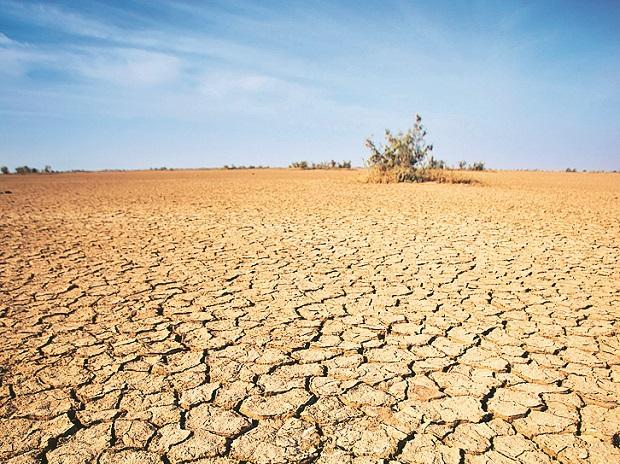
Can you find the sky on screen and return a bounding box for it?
[0,0,619,171]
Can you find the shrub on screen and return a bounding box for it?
[365,115,480,183]
[365,114,433,174]
[565,168,577,173]
[0,166,9,175]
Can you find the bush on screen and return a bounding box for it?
[365,115,479,183]
[365,114,433,174]
[0,166,9,175]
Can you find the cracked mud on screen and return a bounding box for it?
[0,169,619,463]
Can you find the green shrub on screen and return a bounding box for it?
[365,115,479,183]
[0,166,9,175]
[365,114,433,173]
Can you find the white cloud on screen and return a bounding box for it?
[0,33,52,76]
[0,32,16,45]
[0,30,180,87]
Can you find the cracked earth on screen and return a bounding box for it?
[0,169,619,464]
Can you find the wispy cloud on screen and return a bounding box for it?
[0,31,15,45]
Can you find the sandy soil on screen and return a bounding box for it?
[0,169,619,463]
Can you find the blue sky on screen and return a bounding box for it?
[0,0,618,171]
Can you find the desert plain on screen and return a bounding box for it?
[0,169,619,464]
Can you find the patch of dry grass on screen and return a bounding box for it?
[367,167,477,184]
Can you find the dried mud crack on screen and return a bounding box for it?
[1,169,619,463]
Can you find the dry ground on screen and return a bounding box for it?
[0,169,619,464]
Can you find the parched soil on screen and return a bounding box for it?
[0,169,619,464]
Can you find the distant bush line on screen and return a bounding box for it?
[223,165,270,170]
[1,165,54,175]
[1,164,614,176]
[289,160,352,169]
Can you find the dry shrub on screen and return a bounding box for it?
[424,168,476,184]
[367,167,476,184]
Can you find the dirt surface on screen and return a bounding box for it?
[1,169,619,463]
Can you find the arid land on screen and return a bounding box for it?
[0,169,619,464]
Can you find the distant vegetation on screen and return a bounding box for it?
[2,165,55,175]
[466,161,486,171]
[365,114,480,183]
[223,165,270,170]
[289,160,352,169]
